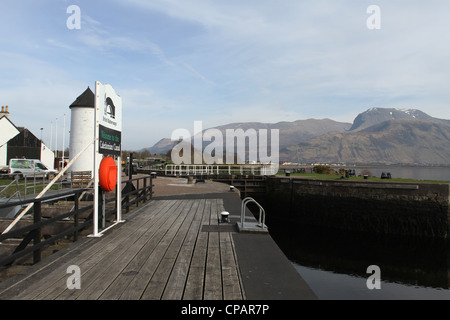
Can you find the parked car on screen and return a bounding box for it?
[8,158,58,180]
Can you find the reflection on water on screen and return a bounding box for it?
[293,264,450,300]
[269,221,450,299]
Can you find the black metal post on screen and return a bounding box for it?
[33,201,42,264]
[125,180,130,213]
[98,186,103,228]
[143,177,147,204]
[136,178,139,207]
[150,175,153,199]
[128,152,133,180]
[74,192,79,242]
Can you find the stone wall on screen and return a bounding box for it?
[263,177,450,238]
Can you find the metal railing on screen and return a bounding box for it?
[164,164,278,176]
[121,175,154,213]
[0,188,90,266]
[238,197,267,232]
[0,174,67,200]
[0,175,154,267]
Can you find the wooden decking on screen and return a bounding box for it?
[0,198,244,300]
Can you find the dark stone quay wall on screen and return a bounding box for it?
[264,177,450,238]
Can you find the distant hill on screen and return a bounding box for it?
[349,107,449,131]
[144,107,450,165]
[146,138,176,155]
[146,118,351,155]
[282,108,450,165]
[282,119,450,165]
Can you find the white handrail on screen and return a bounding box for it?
[240,197,266,229]
[0,176,21,198]
[164,164,276,176]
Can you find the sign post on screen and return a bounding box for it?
[90,81,123,237]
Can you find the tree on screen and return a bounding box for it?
[313,165,334,174]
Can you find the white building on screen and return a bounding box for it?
[68,87,97,176]
[0,106,55,172]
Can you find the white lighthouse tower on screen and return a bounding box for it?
[68,87,97,176]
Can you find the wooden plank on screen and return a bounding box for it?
[159,200,204,300]
[72,200,185,300]
[100,210,183,300]
[204,238,221,300]
[0,197,246,301]
[118,200,193,300]
[204,199,222,300]
[35,200,178,300]
[141,200,199,299]
[71,171,92,188]
[98,200,184,299]
[51,200,177,300]
[33,200,169,300]
[99,201,186,300]
[3,199,173,300]
[183,199,210,300]
[0,236,96,299]
[161,200,205,299]
[220,232,243,300]
[216,199,243,300]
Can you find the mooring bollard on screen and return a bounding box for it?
[220,211,230,223]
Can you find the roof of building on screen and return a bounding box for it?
[0,114,19,130]
[69,87,95,109]
[0,115,20,146]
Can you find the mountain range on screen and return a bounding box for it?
[144,107,450,165]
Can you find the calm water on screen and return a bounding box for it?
[293,264,450,300]
[269,223,450,300]
[268,166,450,300]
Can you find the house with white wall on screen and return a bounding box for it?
[0,106,55,172]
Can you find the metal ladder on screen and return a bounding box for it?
[237,197,268,233]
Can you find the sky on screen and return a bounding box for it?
[1,0,449,151]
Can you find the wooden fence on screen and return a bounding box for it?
[0,175,153,267]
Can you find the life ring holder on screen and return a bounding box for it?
[99,157,117,192]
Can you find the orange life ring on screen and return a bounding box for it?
[99,157,117,192]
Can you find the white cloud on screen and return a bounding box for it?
[183,63,216,86]
[75,14,176,67]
